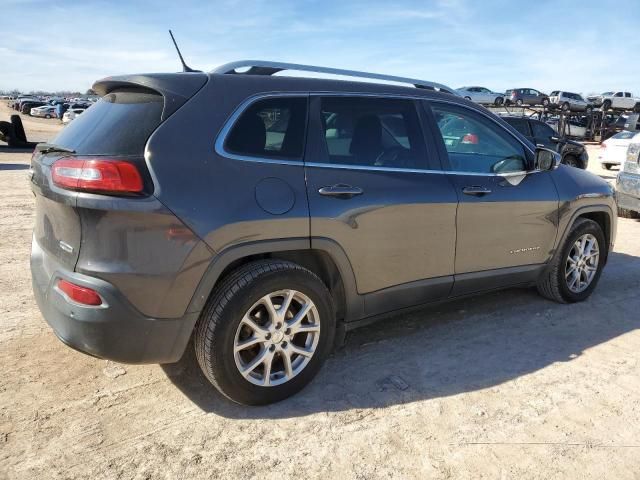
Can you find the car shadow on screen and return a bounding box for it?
[162,251,640,418]
[0,163,30,171]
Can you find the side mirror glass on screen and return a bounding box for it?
[534,147,560,171]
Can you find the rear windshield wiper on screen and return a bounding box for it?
[36,143,76,155]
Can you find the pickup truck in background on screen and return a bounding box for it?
[587,91,640,112]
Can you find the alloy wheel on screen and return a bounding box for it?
[565,233,599,293]
[233,289,321,387]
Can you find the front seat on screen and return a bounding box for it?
[349,115,383,165]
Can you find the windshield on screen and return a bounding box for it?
[612,131,637,140]
[601,92,613,96]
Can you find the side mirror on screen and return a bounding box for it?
[534,147,561,171]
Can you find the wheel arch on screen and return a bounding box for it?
[557,205,614,261]
[185,238,362,325]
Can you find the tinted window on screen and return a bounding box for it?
[504,118,531,136]
[550,91,559,96]
[226,97,307,159]
[319,97,426,169]
[431,103,527,174]
[531,121,555,139]
[53,89,163,155]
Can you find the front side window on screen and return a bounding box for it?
[431,103,528,174]
[225,97,307,159]
[319,97,427,169]
[506,118,531,137]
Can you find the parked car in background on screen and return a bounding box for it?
[502,116,588,169]
[505,88,550,107]
[549,91,593,113]
[616,132,640,218]
[62,107,86,124]
[30,105,57,118]
[456,86,504,105]
[587,91,640,112]
[30,61,616,405]
[598,131,637,170]
[20,100,47,114]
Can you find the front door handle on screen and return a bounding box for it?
[462,185,492,196]
[318,184,364,199]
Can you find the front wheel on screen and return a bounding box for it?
[195,260,335,405]
[515,99,523,106]
[563,155,580,168]
[537,218,606,303]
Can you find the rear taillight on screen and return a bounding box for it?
[57,279,103,306]
[52,157,143,194]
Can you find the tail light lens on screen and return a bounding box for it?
[57,279,103,306]
[52,157,144,194]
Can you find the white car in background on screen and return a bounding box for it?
[62,107,86,124]
[598,130,638,170]
[456,86,505,106]
[30,105,57,118]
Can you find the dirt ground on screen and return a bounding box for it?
[1,102,639,480]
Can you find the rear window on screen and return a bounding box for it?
[52,89,163,156]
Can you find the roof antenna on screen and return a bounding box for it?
[169,30,200,73]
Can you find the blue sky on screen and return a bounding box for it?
[2,0,639,95]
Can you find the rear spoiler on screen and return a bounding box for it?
[92,72,208,120]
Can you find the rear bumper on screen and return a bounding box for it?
[31,236,199,364]
[616,171,640,212]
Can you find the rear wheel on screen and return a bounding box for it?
[561,102,570,112]
[542,98,550,107]
[195,260,335,405]
[634,103,640,113]
[494,97,504,106]
[618,207,639,219]
[515,99,523,106]
[537,218,606,303]
[603,100,612,111]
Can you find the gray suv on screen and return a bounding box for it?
[30,61,616,405]
[505,88,550,107]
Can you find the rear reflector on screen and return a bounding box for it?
[57,279,103,306]
[52,157,143,194]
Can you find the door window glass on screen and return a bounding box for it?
[319,97,427,169]
[431,103,528,173]
[531,121,556,139]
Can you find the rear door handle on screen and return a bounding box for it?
[462,185,492,196]
[318,184,364,199]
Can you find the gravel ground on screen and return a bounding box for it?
[1,103,639,479]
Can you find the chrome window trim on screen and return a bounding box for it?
[214,91,539,176]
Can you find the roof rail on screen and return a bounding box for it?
[211,60,456,94]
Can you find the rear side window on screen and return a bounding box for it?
[505,118,531,137]
[318,96,427,169]
[531,121,556,139]
[52,89,163,155]
[225,97,307,159]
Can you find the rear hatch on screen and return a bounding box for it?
[30,73,207,270]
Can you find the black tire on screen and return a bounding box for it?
[0,121,12,143]
[618,207,639,219]
[537,218,606,303]
[603,100,612,111]
[563,155,580,168]
[494,97,504,106]
[10,115,27,144]
[561,102,570,112]
[586,105,594,114]
[195,260,335,405]
[515,99,523,106]
[542,98,550,107]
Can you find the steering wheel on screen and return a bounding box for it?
[491,155,525,174]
